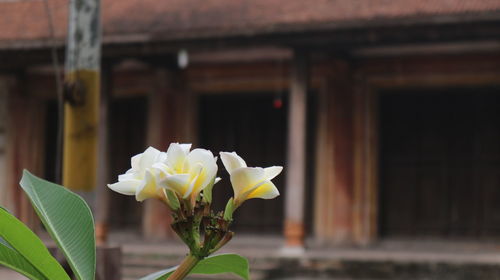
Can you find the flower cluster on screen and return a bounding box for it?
[108,143,282,257]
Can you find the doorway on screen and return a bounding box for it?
[379,88,500,238]
[108,96,148,231]
[198,93,288,233]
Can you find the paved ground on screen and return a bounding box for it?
[115,233,500,264]
[3,233,500,279]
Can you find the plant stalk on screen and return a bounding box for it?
[167,253,200,280]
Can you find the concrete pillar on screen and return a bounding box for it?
[283,50,308,253]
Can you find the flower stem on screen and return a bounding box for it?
[167,253,200,280]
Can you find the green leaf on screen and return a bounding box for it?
[165,189,180,210]
[0,240,47,280]
[0,207,69,280]
[202,176,217,203]
[223,198,235,221]
[138,266,178,280]
[191,254,249,279]
[0,236,12,248]
[20,170,96,280]
[140,254,249,280]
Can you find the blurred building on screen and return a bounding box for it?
[1,0,500,248]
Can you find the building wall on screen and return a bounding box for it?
[5,51,500,245]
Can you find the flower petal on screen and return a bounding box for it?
[220,152,247,173]
[108,179,141,196]
[184,162,203,198]
[131,154,142,171]
[160,173,191,197]
[230,167,265,200]
[157,151,168,163]
[139,147,161,170]
[152,162,173,178]
[118,173,136,181]
[179,144,192,154]
[264,166,283,180]
[214,177,221,184]
[166,143,189,172]
[186,149,218,193]
[246,180,280,200]
[135,170,159,201]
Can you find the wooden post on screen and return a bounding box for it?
[63,0,101,191]
[95,64,112,245]
[142,67,177,239]
[283,50,308,252]
[314,60,354,244]
[352,77,376,245]
[0,80,7,209]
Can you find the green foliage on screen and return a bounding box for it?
[0,238,47,280]
[165,189,180,210]
[1,170,250,280]
[140,254,250,280]
[223,198,235,221]
[139,266,178,280]
[19,170,96,280]
[202,176,217,203]
[0,207,69,280]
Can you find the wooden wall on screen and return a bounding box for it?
[4,75,46,228]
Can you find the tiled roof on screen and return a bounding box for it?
[1,0,500,48]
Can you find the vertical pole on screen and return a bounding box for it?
[283,50,308,254]
[95,64,111,245]
[316,61,354,244]
[63,0,101,192]
[0,81,7,209]
[142,67,175,239]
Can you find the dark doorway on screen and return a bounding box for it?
[379,88,500,239]
[44,100,59,182]
[199,93,288,233]
[108,96,148,231]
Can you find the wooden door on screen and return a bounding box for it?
[199,94,287,233]
[379,88,500,238]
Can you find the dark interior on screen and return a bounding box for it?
[379,88,500,239]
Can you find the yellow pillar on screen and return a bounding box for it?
[63,71,100,190]
[62,0,101,191]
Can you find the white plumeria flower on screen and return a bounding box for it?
[108,146,167,201]
[220,152,282,206]
[154,143,219,201]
